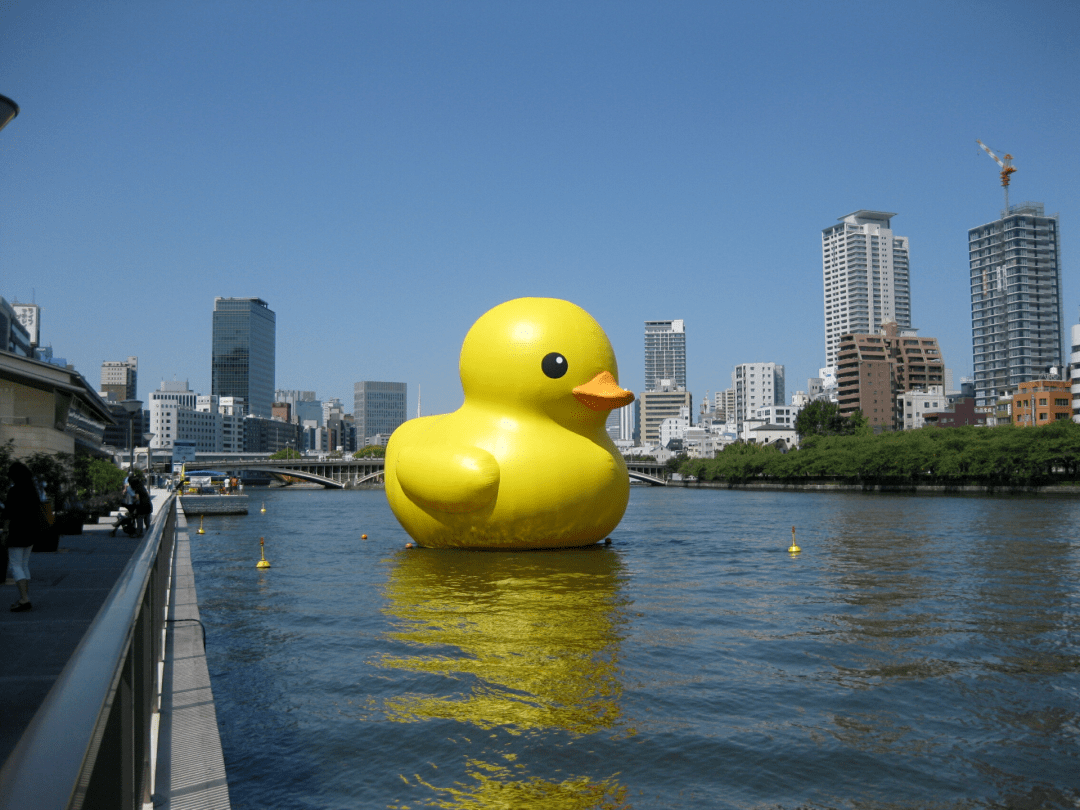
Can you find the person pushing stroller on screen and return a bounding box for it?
[112,471,152,537]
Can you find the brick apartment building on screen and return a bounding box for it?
[836,321,945,429]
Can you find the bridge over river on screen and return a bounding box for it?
[221,457,668,489]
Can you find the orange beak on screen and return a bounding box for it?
[572,370,635,412]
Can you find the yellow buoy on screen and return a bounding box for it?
[788,525,801,554]
[361,534,368,540]
[260,502,267,513]
[197,515,205,535]
[257,536,271,569]
[405,542,415,549]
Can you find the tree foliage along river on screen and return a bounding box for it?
[682,420,1080,487]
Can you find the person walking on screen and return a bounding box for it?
[4,461,49,612]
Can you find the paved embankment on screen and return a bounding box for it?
[154,506,232,809]
[668,479,1080,495]
[0,490,231,808]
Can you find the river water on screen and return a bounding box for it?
[189,487,1080,809]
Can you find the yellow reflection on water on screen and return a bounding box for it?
[405,760,630,810]
[379,546,632,807]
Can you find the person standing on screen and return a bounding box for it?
[129,471,152,537]
[5,461,49,612]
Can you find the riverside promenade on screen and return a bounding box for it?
[0,489,231,809]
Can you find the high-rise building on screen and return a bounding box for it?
[732,363,785,433]
[822,211,911,370]
[354,381,407,443]
[644,320,686,392]
[969,203,1063,406]
[101,357,138,401]
[212,297,276,417]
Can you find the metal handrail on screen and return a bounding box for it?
[0,494,177,810]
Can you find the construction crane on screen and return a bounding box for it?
[976,139,1017,213]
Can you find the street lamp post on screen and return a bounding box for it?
[144,433,156,485]
[121,400,143,471]
[0,94,18,133]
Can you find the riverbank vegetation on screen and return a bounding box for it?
[681,420,1080,487]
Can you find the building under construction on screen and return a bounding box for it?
[968,202,1063,406]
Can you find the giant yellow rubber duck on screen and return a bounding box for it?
[385,298,635,549]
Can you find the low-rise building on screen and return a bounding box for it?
[922,398,991,428]
[897,386,946,430]
[1,350,114,456]
[1011,379,1072,426]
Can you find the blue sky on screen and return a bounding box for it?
[2,1,1078,418]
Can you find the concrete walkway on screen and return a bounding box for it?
[0,489,231,808]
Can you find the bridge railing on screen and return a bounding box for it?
[0,496,178,810]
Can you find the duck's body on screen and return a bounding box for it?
[385,298,634,550]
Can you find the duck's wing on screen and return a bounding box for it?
[395,442,500,513]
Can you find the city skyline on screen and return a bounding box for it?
[2,3,1077,417]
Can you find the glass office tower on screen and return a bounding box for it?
[353,381,407,442]
[211,297,276,417]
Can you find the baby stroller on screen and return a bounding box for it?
[110,504,140,537]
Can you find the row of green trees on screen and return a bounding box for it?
[0,441,128,511]
[682,420,1080,487]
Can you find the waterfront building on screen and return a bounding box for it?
[639,385,692,446]
[354,381,407,442]
[836,322,944,429]
[921,397,991,428]
[212,297,276,418]
[969,203,1063,406]
[244,414,301,453]
[100,357,138,401]
[897,386,947,430]
[748,423,797,446]
[658,406,692,449]
[150,381,219,452]
[0,297,33,357]
[1071,320,1080,423]
[753,404,797,429]
[732,363,785,434]
[822,211,911,371]
[0,350,113,456]
[644,320,686,392]
[1011,378,1071,427]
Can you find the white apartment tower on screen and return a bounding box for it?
[822,211,911,369]
[732,363,785,433]
[644,320,686,392]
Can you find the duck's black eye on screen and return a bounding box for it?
[541,352,568,379]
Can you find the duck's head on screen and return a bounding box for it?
[459,298,634,428]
